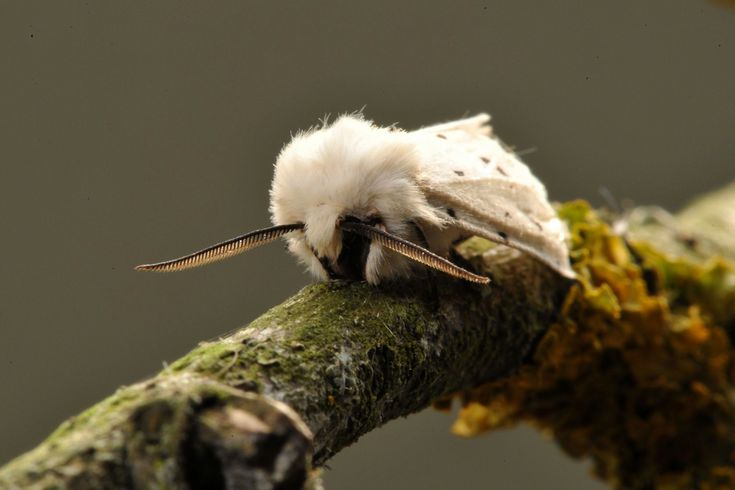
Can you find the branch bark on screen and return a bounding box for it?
[1,183,734,489]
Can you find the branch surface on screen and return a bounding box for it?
[0,212,571,488]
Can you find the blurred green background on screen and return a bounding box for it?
[1,2,733,488]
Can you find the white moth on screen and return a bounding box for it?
[136,113,575,285]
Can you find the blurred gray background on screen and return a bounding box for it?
[1,2,733,488]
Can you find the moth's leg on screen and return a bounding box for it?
[311,247,339,280]
[409,221,431,249]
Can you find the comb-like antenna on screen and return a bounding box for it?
[135,223,304,272]
[340,221,490,284]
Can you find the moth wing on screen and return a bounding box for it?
[409,114,575,278]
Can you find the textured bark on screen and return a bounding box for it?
[1,183,734,489]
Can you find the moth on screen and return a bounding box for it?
[136,113,575,285]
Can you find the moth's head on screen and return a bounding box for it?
[270,114,442,283]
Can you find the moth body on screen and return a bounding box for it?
[270,116,443,284]
[136,113,575,285]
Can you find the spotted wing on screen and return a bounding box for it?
[410,114,575,278]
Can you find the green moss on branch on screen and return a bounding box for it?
[0,221,569,488]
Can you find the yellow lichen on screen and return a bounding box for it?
[450,201,735,490]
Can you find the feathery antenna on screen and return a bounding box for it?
[340,221,490,284]
[135,224,304,272]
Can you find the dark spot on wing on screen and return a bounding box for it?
[480,156,490,164]
[454,170,464,176]
[496,230,508,241]
[447,208,456,218]
[437,134,447,140]
[504,211,511,218]
[496,165,508,176]
[677,233,698,250]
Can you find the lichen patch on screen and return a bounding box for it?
[448,201,735,490]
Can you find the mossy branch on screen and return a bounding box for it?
[0,222,568,489]
[453,182,735,490]
[2,183,735,489]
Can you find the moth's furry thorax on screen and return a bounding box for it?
[270,115,443,284]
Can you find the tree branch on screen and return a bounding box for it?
[1,183,734,489]
[0,221,569,489]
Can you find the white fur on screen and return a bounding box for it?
[270,115,444,284]
[269,113,574,284]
